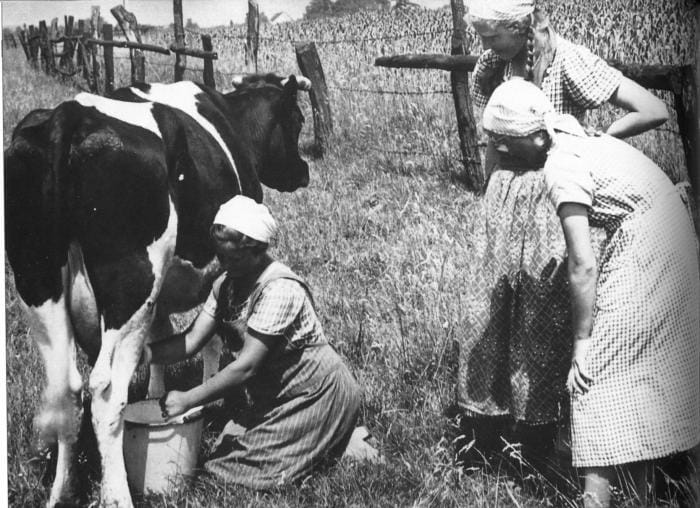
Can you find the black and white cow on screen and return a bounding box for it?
[4,74,311,507]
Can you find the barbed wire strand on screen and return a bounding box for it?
[329,85,450,95]
[185,26,453,45]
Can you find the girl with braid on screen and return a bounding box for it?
[456,0,668,470]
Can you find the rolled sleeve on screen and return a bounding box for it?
[544,149,594,212]
[562,44,622,109]
[201,273,226,318]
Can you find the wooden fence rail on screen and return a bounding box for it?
[376,54,698,196]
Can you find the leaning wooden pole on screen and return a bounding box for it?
[172,0,187,82]
[111,4,145,84]
[17,28,30,61]
[295,41,333,156]
[450,0,484,193]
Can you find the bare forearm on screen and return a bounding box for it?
[605,112,665,139]
[606,78,668,138]
[150,320,213,364]
[183,360,257,408]
[569,262,597,340]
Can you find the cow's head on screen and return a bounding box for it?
[226,74,311,192]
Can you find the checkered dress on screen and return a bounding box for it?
[457,33,622,423]
[544,131,700,466]
[201,262,361,488]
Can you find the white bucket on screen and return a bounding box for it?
[123,399,204,495]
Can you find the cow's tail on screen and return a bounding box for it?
[46,101,84,267]
[4,104,79,306]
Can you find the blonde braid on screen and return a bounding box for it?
[525,24,535,82]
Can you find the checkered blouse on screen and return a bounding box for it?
[202,273,324,349]
[472,35,623,120]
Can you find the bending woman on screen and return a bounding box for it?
[144,195,361,489]
[457,0,668,463]
[481,77,699,507]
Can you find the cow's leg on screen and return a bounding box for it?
[89,318,152,508]
[24,295,83,507]
[201,334,223,382]
[145,310,173,398]
[89,199,177,507]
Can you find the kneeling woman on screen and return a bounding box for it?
[145,195,361,489]
[481,79,700,507]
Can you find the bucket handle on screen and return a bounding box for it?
[178,405,204,424]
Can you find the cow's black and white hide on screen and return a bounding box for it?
[4,74,311,507]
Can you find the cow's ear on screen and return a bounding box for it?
[294,75,312,91]
[281,75,311,91]
[231,75,245,89]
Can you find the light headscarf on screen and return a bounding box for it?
[213,195,277,244]
[482,78,556,137]
[468,0,534,22]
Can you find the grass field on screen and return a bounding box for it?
[3,1,697,506]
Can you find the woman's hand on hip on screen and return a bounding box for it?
[159,390,191,419]
[567,337,593,395]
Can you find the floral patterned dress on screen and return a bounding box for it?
[458,32,623,423]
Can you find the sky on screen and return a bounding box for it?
[1,0,449,29]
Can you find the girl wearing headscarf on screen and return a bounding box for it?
[482,78,699,508]
[144,195,361,489]
[457,0,669,464]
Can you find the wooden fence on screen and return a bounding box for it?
[375,0,699,199]
[9,1,700,205]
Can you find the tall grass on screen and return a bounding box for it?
[4,1,696,505]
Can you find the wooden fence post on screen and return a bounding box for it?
[103,24,115,94]
[202,34,215,88]
[111,5,145,84]
[90,7,101,93]
[39,21,52,74]
[28,25,40,69]
[450,0,484,192]
[246,0,259,72]
[173,0,187,81]
[17,29,30,60]
[77,20,86,79]
[295,41,332,155]
[60,16,76,75]
[49,18,59,43]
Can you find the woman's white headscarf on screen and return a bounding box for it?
[482,78,556,137]
[213,195,277,244]
[468,0,534,22]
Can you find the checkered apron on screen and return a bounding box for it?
[458,33,622,423]
[204,262,361,488]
